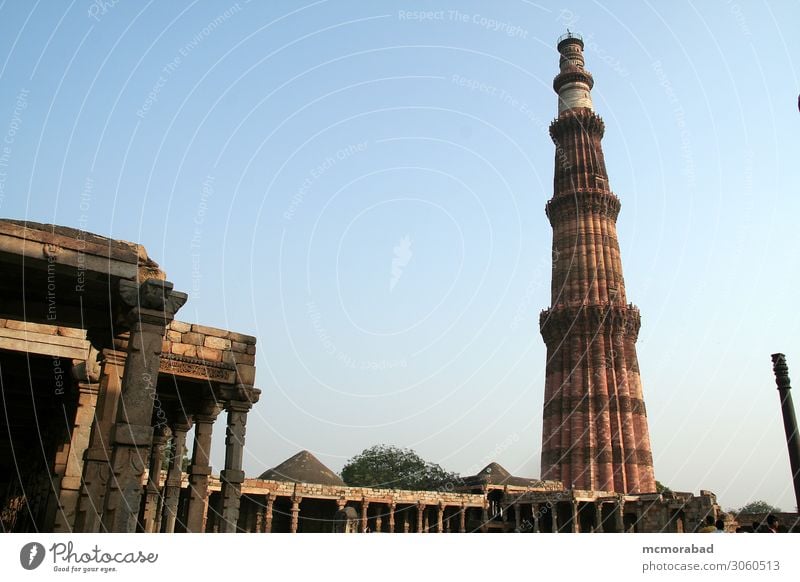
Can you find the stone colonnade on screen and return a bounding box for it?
[65,278,260,533]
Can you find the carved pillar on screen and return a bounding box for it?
[264,494,274,533]
[53,381,99,532]
[417,502,425,533]
[459,503,466,533]
[140,427,168,532]
[532,504,540,533]
[361,499,369,533]
[219,399,252,533]
[514,502,521,531]
[595,502,604,533]
[73,349,125,532]
[552,503,559,533]
[184,404,219,533]
[616,498,625,533]
[437,503,444,533]
[480,501,489,533]
[160,417,191,533]
[388,502,396,533]
[375,509,383,533]
[101,279,186,532]
[572,501,579,533]
[290,498,301,533]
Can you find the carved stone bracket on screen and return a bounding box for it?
[119,279,188,326]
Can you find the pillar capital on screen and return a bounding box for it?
[225,398,253,413]
[193,400,222,424]
[119,278,187,326]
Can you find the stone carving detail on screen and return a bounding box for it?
[43,243,61,258]
[160,355,235,382]
[119,278,187,316]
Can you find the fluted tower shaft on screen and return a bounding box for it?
[539,34,656,493]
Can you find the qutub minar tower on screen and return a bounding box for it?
[539,33,656,494]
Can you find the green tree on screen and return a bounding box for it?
[655,480,671,494]
[341,445,460,491]
[736,500,781,514]
[161,440,190,472]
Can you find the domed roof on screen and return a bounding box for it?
[258,450,345,486]
[462,462,542,488]
[476,462,513,484]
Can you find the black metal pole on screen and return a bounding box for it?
[771,353,800,512]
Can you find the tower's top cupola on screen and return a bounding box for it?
[553,31,594,114]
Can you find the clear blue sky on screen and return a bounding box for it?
[1,1,799,512]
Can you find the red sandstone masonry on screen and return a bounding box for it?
[540,36,656,494]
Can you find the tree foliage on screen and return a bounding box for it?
[341,445,460,491]
[736,500,781,515]
[655,480,671,494]
[160,440,190,472]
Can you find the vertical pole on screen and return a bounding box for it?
[771,353,800,512]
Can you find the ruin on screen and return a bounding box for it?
[0,219,260,533]
[206,451,719,533]
[2,34,784,535]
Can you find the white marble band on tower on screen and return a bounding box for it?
[554,32,594,114]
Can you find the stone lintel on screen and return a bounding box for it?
[0,331,89,361]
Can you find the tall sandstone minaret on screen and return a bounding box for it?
[539,33,656,494]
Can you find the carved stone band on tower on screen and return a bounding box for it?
[539,33,656,494]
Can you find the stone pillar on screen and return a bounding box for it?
[459,504,466,533]
[184,404,219,533]
[375,510,383,533]
[361,499,369,533]
[595,502,604,533]
[160,417,191,533]
[417,502,425,533]
[571,501,579,533]
[53,381,99,532]
[219,399,252,533]
[514,503,521,531]
[290,497,301,533]
[616,499,625,533]
[140,427,168,532]
[264,494,274,533]
[532,504,540,533]
[388,502,396,533]
[437,503,445,533]
[552,503,559,533]
[101,279,186,532]
[480,502,489,533]
[73,349,125,532]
